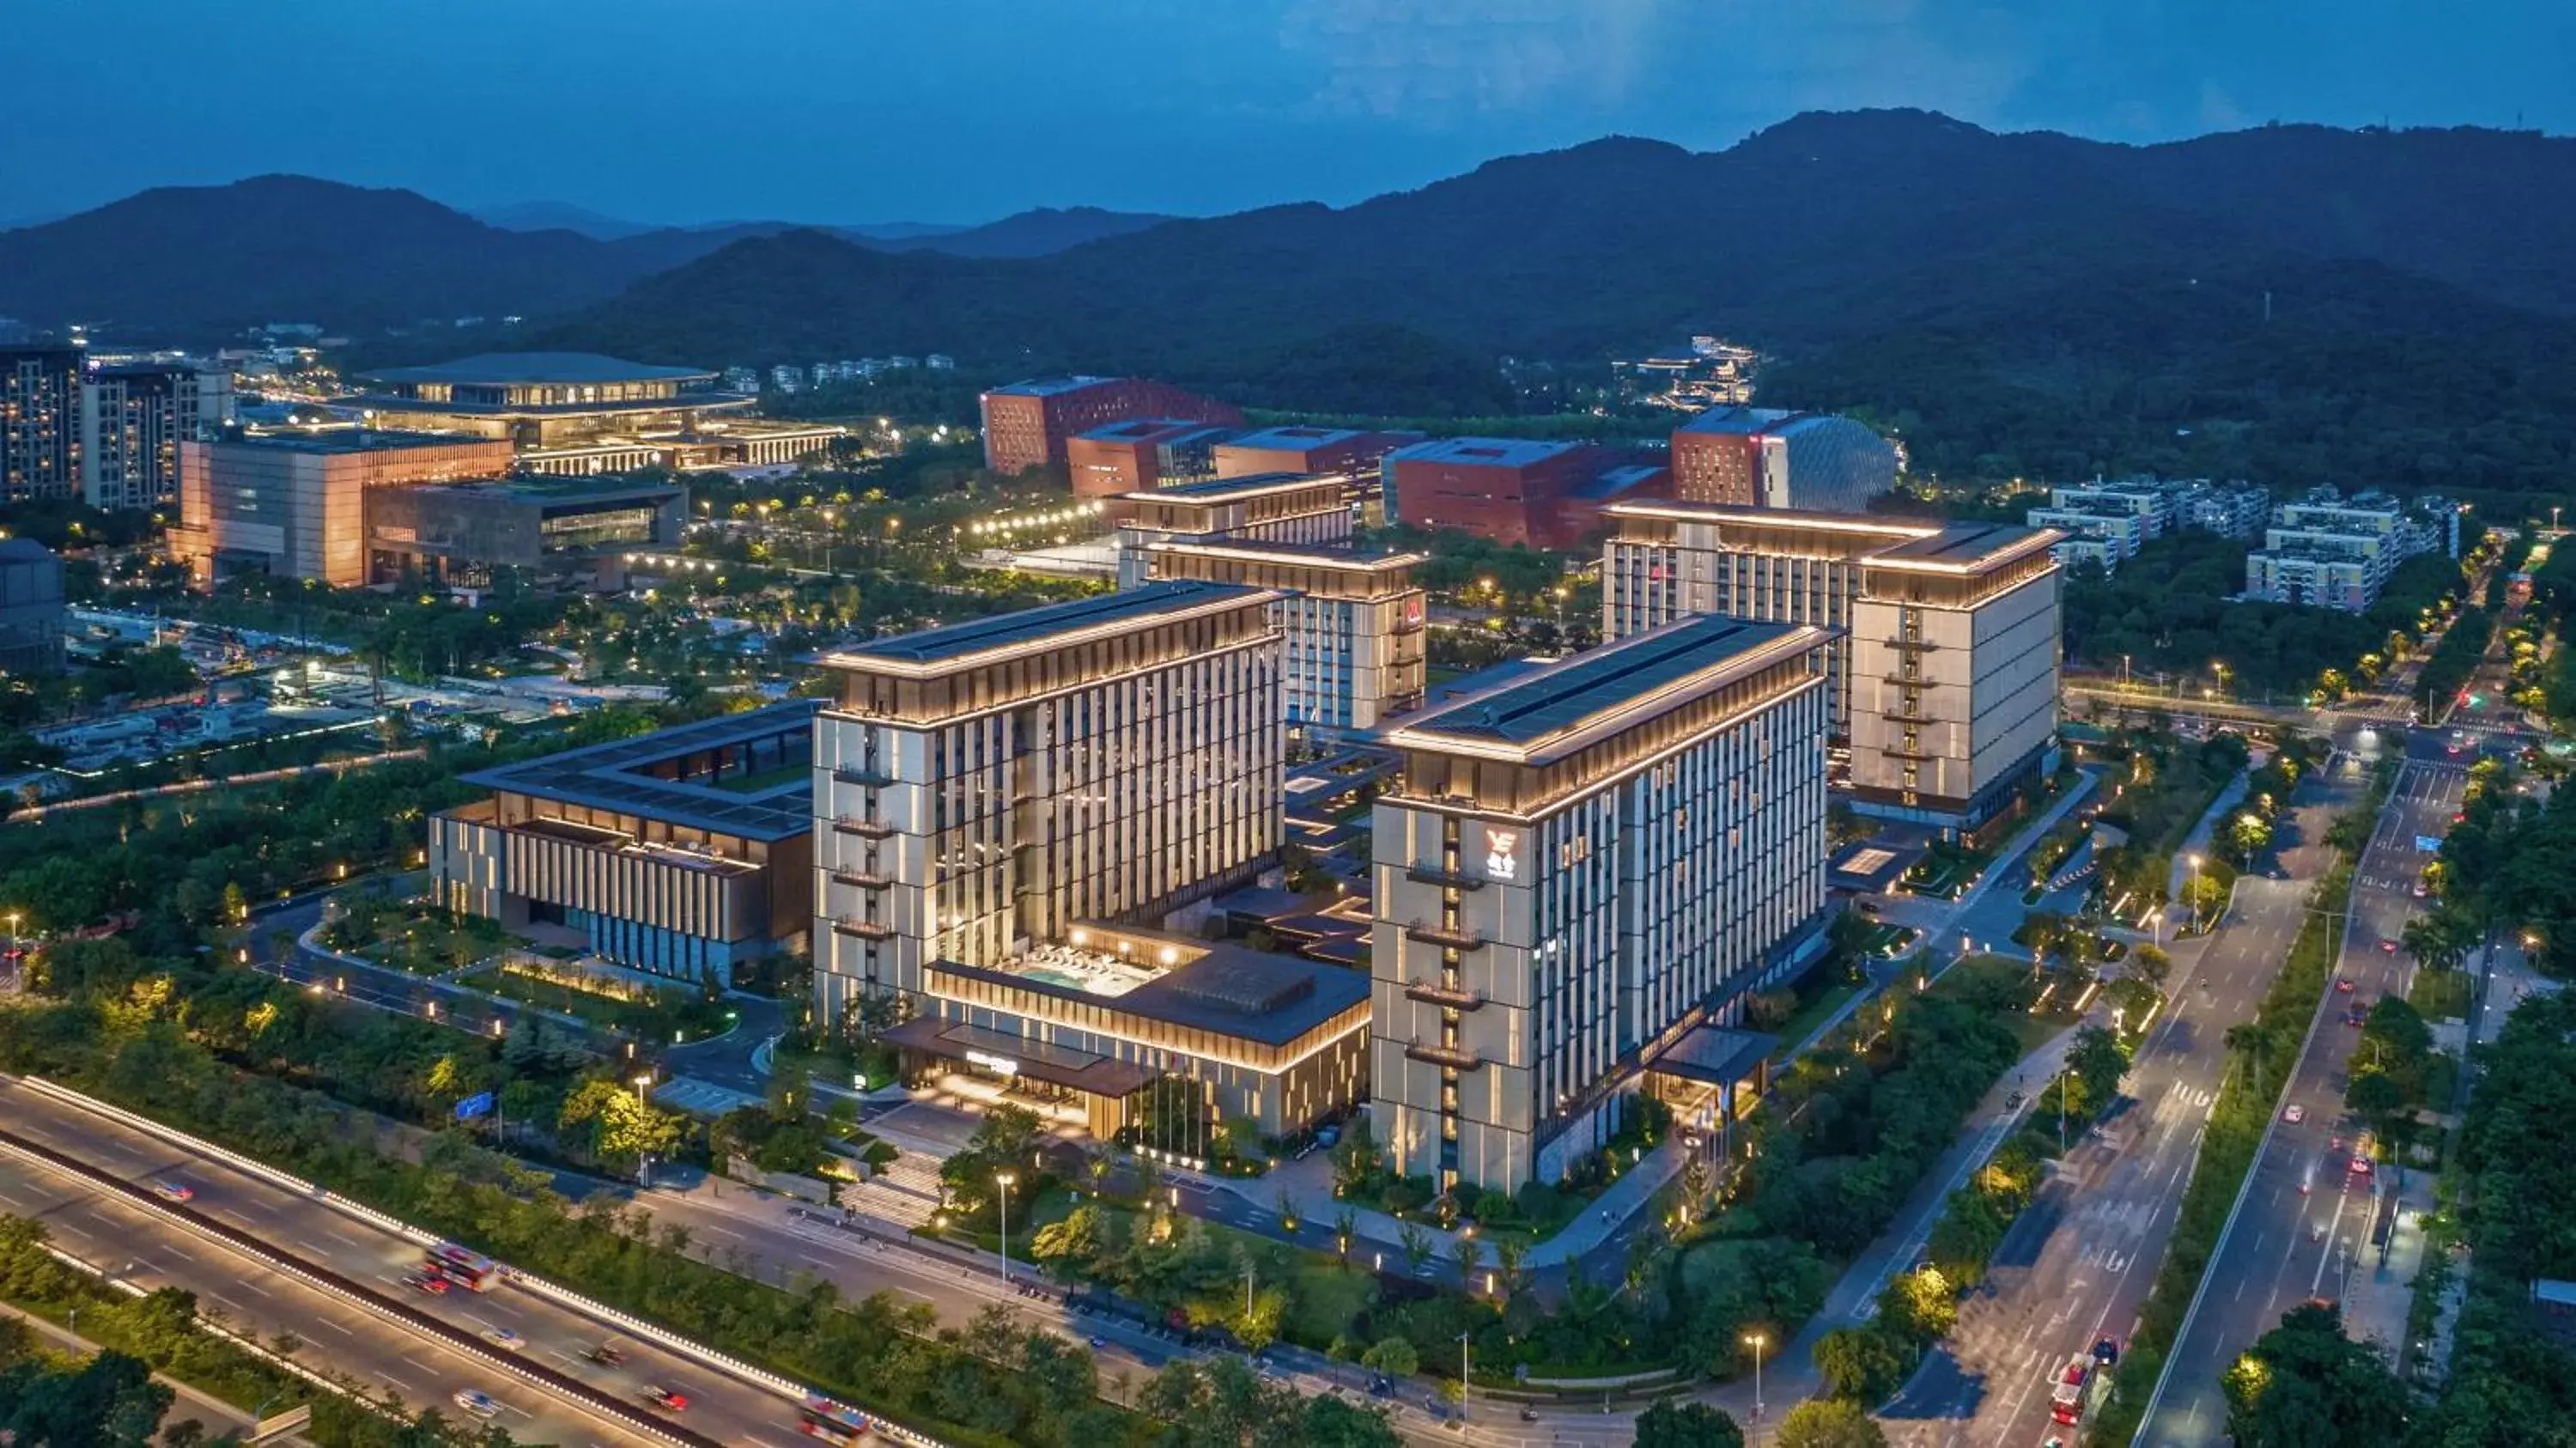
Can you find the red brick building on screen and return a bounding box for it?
[978,376,1242,477]
[1212,425,1424,479]
[1065,418,1239,496]
[1382,437,1613,549]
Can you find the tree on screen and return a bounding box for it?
[1029,1204,1105,1278]
[2131,943,2174,987]
[1774,1397,1891,1448]
[1635,1396,1748,1448]
[1397,1221,1436,1275]
[556,1077,683,1169]
[1449,1232,1485,1287]
[1359,1335,1419,1378]
[1814,1325,1913,1404]
[2345,1068,2408,1132]
[2221,1302,2411,1447]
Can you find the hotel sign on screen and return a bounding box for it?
[1482,826,1521,883]
[964,1049,1020,1076]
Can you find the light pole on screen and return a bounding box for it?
[2186,853,2203,934]
[1744,1330,1768,1440]
[630,1072,656,1185]
[1458,1330,1472,1427]
[996,1171,1018,1285]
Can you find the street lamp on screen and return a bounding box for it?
[1458,1330,1472,1427]
[996,1171,1018,1285]
[1744,1331,1768,1439]
[2186,854,2204,934]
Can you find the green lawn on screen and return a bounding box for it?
[712,762,808,794]
[1768,982,1862,1057]
[2408,967,2473,1022]
[461,964,735,1042]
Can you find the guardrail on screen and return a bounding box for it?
[0,1120,717,1448]
[7,1074,947,1448]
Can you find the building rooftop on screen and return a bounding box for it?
[216,429,508,456]
[820,580,1272,670]
[986,375,1117,399]
[457,699,819,842]
[1147,537,1424,571]
[1385,436,1589,469]
[937,927,1370,1046]
[1077,417,1230,444]
[0,538,57,565]
[1221,424,1420,453]
[1564,463,1670,502]
[358,352,720,386]
[1394,614,1825,755]
[1872,520,2063,570]
[1676,405,1804,436]
[1139,471,1343,501]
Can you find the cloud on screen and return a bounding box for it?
[1279,0,1668,123]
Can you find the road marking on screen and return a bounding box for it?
[312,1317,353,1336]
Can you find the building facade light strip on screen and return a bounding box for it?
[811,591,1288,680]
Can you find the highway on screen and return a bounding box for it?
[1875,763,2363,1446]
[0,1076,830,1448]
[2134,733,2472,1446]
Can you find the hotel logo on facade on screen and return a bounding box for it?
[1483,827,1520,883]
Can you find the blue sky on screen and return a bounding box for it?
[9,0,2572,226]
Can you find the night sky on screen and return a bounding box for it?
[10,0,2571,227]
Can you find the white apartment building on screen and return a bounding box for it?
[2243,490,2457,611]
[2026,506,2148,572]
[1601,502,2063,828]
[1370,615,1836,1190]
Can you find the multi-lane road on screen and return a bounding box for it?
[0,1075,828,1448]
[2135,734,2475,1446]
[1877,764,2363,1446]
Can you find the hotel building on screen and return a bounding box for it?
[1142,538,1428,732]
[429,703,818,985]
[1601,503,2063,828]
[1668,406,1898,512]
[978,376,1243,476]
[1102,472,1353,585]
[1371,615,1837,1189]
[812,583,1365,1143]
[172,430,518,587]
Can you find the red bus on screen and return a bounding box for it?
[423,1243,503,1291]
[799,1394,872,1445]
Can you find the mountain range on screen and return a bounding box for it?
[7,112,2574,494]
[0,179,1173,333]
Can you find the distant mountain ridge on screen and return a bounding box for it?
[0,178,1175,337]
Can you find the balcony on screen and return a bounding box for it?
[1404,920,1486,951]
[1402,862,1485,890]
[832,816,897,839]
[1403,980,1485,1010]
[1403,1041,1486,1071]
[831,917,895,940]
[830,868,893,889]
[1882,635,1940,653]
[833,764,897,788]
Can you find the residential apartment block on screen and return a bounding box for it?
[1371,615,1836,1189]
[977,376,1243,476]
[1601,503,2063,827]
[81,361,235,510]
[2242,490,2459,611]
[0,345,82,503]
[429,703,818,985]
[2021,478,2274,570]
[1142,538,1429,732]
[1668,405,1896,513]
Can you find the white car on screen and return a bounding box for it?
[480,1328,526,1352]
[453,1389,501,1419]
[2283,1104,2306,1125]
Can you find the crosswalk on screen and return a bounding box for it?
[653,1077,762,1117]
